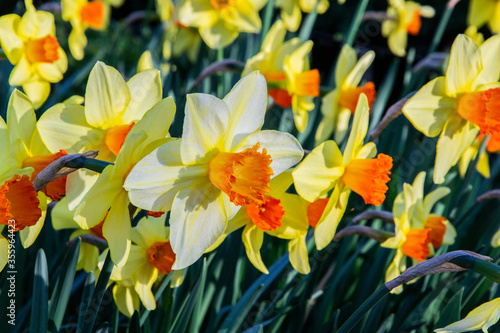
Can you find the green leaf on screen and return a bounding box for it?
[48,237,81,331]
[79,251,114,333]
[129,312,142,333]
[168,259,208,333]
[435,288,463,329]
[30,249,48,333]
[77,271,96,333]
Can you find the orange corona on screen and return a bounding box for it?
[338,82,376,113]
[104,123,135,156]
[147,241,176,274]
[25,35,60,64]
[246,196,284,231]
[0,175,41,231]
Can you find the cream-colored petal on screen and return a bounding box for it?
[122,69,162,124]
[473,35,500,89]
[170,180,228,270]
[125,139,207,212]
[181,93,229,164]
[223,72,267,151]
[293,140,344,202]
[234,130,304,176]
[445,34,483,97]
[66,167,100,211]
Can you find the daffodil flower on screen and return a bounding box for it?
[293,94,393,250]
[381,172,456,294]
[435,297,500,332]
[458,136,490,179]
[62,0,124,60]
[275,0,329,32]
[382,0,435,57]
[124,72,304,269]
[115,217,184,312]
[403,34,500,183]
[0,0,67,108]
[37,61,163,210]
[243,20,320,132]
[316,45,376,145]
[72,97,176,267]
[468,0,500,34]
[0,89,77,249]
[177,0,267,49]
[207,171,312,275]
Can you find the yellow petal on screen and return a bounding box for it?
[403,77,457,137]
[292,140,344,202]
[36,102,92,153]
[137,50,154,72]
[334,108,352,143]
[473,35,500,89]
[178,0,218,28]
[387,28,407,57]
[20,192,47,248]
[22,79,50,109]
[435,297,500,332]
[344,51,375,88]
[113,284,140,318]
[335,45,357,87]
[34,11,56,38]
[261,20,286,53]
[0,235,8,272]
[77,242,100,272]
[288,235,310,274]
[103,191,132,267]
[7,89,36,152]
[225,0,262,33]
[9,56,32,86]
[122,69,162,124]
[315,185,351,250]
[492,227,500,247]
[68,27,87,61]
[199,20,239,49]
[242,223,268,274]
[434,115,479,184]
[277,0,301,32]
[134,263,158,310]
[343,93,369,164]
[445,34,483,97]
[0,14,24,64]
[468,0,496,28]
[476,150,490,178]
[85,61,131,128]
[51,197,80,230]
[66,169,100,210]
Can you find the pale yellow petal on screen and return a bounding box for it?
[122,69,162,124]
[435,297,500,332]
[288,235,310,274]
[103,191,132,267]
[68,27,87,61]
[344,51,375,87]
[113,284,140,318]
[9,56,32,86]
[22,79,51,109]
[134,264,158,310]
[0,14,24,64]
[343,94,369,164]
[199,20,239,49]
[20,192,47,248]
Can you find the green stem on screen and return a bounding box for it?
[217,47,224,97]
[450,256,500,285]
[299,6,318,42]
[429,2,456,55]
[336,285,390,333]
[345,0,370,46]
[65,156,114,173]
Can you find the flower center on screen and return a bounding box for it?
[457,89,500,138]
[268,89,292,108]
[402,228,431,261]
[25,35,60,64]
[80,1,106,29]
[293,69,320,97]
[246,196,284,231]
[338,82,376,113]
[0,175,41,231]
[424,216,447,249]
[307,198,329,228]
[208,143,273,206]
[104,123,135,156]
[147,241,176,274]
[210,0,235,10]
[342,154,392,206]
[90,220,105,239]
[406,10,422,35]
[147,211,165,218]
[22,150,68,201]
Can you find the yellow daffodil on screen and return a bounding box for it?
[0,89,77,249]
[37,61,163,210]
[177,0,267,49]
[208,171,311,274]
[381,172,456,294]
[275,0,329,32]
[124,72,304,269]
[51,197,104,272]
[115,217,184,312]
[316,45,376,145]
[0,0,67,108]
[435,297,500,332]
[293,94,393,249]
[73,97,175,267]
[465,25,485,45]
[243,20,319,132]
[62,0,124,60]
[468,0,500,34]
[382,0,435,57]
[403,34,500,184]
